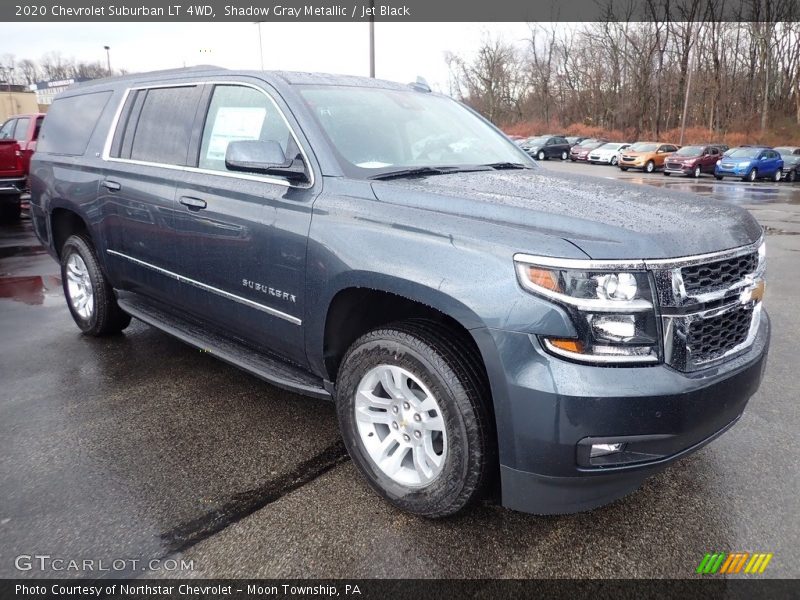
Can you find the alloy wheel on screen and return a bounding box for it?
[65,253,94,319]
[354,365,447,488]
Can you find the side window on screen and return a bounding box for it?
[38,91,112,156]
[13,117,31,141]
[33,116,43,141]
[0,119,16,140]
[198,85,292,172]
[129,86,202,165]
[557,137,568,145]
[709,147,719,156]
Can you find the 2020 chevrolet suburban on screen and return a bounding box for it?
[29,68,769,517]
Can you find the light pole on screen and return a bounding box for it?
[369,0,375,77]
[103,46,111,74]
[254,22,264,70]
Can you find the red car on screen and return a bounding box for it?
[569,138,607,162]
[0,113,45,221]
[663,144,725,178]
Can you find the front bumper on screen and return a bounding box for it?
[588,155,612,163]
[664,163,694,174]
[716,164,750,177]
[487,311,769,514]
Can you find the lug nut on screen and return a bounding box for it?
[392,406,399,414]
[403,402,410,410]
[392,422,399,429]
[414,431,421,439]
[402,434,410,442]
[413,414,421,422]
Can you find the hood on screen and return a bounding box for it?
[370,169,762,260]
[623,150,656,157]
[782,154,800,166]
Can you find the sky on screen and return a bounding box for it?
[0,22,533,92]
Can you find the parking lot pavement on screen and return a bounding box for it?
[2,170,799,579]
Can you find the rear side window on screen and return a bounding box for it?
[38,91,112,155]
[33,116,44,141]
[13,118,30,141]
[129,86,202,165]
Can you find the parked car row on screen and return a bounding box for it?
[548,136,799,183]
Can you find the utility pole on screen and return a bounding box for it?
[369,0,375,77]
[255,22,264,70]
[679,24,699,146]
[104,46,111,74]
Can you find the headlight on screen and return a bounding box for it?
[739,161,751,167]
[716,159,721,165]
[514,258,660,364]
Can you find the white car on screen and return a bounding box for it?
[588,142,632,166]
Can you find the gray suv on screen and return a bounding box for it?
[29,67,769,517]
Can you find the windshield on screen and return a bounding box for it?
[728,148,759,158]
[298,86,531,177]
[774,147,796,155]
[600,143,623,151]
[674,146,703,156]
[629,143,658,152]
[581,141,605,150]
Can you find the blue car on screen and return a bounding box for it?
[715,146,784,182]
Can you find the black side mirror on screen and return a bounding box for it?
[225,140,308,183]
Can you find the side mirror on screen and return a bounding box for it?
[225,140,308,183]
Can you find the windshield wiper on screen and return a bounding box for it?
[370,166,489,181]
[483,162,529,170]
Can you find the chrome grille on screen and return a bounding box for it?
[649,239,765,372]
[681,252,759,293]
[686,305,753,363]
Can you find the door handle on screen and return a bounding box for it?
[101,180,121,192]
[179,196,207,210]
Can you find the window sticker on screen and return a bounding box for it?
[206,106,267,161]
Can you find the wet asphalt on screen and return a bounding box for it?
[1,163,798,579]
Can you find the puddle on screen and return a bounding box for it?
[763,225,800,236]
[0,275,62,305]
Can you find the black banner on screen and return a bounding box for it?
[2,579,799,600]
[3,0,800,22]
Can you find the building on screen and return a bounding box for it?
[0,87,40,121]
[29,77,93,106]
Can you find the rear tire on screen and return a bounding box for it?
[335,319,494,518]
[561,150,568,160]
[0,195,21,222]
[537,150,546,161]
[60,234,131,336]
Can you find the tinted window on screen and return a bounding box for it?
[38,91,112,155]
[33,116,43,141]
[0,119,16,140]
[198,85,292,172]
[13,118,30,141]
[130,86,201,165]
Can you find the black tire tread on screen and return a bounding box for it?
[336,318,495,518]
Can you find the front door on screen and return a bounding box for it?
[169,82,317,365]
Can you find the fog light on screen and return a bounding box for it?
[590,443,625,458]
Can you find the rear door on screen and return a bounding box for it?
[169,81,317,365]
[101,84,203,304]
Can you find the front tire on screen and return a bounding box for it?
[336,319,494,518]
[789,170,797,183]
[744,169,757,182]
[620,166,628,171]
[610,155,618,166]
[60,234,131,336]
[715,175,723,180]
[645,160,655,174]
[694,166,702,178]
[663,171,671,176]
[537,150,546,161]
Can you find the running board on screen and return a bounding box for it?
[117,295,330,400]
